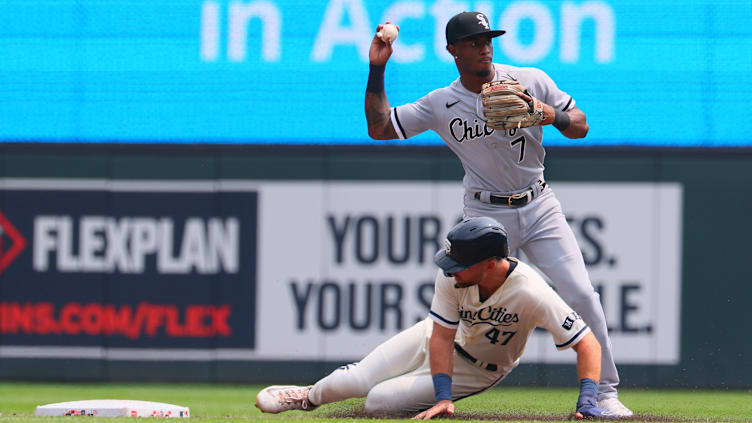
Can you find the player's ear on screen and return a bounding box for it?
[484,258,496,270]
[447,44,456,58]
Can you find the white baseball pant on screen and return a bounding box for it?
[308,317,506,415]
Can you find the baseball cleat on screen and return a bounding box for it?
[597,397,633,417]
[255,385,317,413]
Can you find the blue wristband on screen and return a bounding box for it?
[577,378,598,409]
[432,373,452,402]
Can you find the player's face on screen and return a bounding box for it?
[453,35,494,78]
[451,261,488,287]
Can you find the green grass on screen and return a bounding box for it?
[0,382,749,423]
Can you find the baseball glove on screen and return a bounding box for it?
[481,80,545,130]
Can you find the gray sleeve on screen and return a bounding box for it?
[390,92,436,140]
[528,68,575,112]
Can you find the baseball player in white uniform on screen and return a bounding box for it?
[255,217,610,419]
[363,11,632,417]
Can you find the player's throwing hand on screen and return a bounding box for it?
[412,400,454,420]
[369,22,399,66]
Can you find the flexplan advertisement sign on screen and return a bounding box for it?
[0,180,258,353]
[0,179,681,365]
[254,181,682,365]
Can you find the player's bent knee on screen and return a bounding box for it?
[364,395,390,416]
[364,378,432,416]
[364,386,407,415]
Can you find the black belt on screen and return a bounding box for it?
[454,343,498,372]
[474,180,547,208]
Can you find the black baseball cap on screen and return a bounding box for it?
[445,11,505,45]
[434,217,509,276]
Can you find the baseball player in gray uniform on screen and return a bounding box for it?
[363,11,631,417]
[256,217,611,419]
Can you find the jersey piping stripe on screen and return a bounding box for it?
[561,97,573,112]
[429,310,459,326]
[556,325,589,348]
[392,107,407,139]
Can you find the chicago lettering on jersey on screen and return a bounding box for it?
[32,216,239,274]
[448,117,495,143]
[459,306,519,326]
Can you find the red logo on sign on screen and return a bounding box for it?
[0,209,27,275]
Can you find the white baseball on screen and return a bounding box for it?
[378,23,399,43]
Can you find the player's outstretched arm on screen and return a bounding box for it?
[542,104,588,139]
[572,332,601,381]
[413,322,456,420]
[483,84,587,138]
[571,333,610,419]
[365,23,399,140]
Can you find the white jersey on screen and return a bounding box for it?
[391,64,574,193]
[429,258,590,376]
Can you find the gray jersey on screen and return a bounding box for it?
[390,63,574,193]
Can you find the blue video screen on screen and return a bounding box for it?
[1,0,750,146]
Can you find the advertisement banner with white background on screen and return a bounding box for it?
[253,181,682,365]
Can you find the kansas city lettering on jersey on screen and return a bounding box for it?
[449,117,495,143]
[33,216,239,274]
[459,306,519,326]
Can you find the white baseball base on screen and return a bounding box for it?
[35,400,190,418]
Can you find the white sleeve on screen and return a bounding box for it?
[532,284,591,350]
[390,91,437,140]
[429,269,460,329]
[528,68,575,112]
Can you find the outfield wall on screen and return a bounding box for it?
[0,145,750,389]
